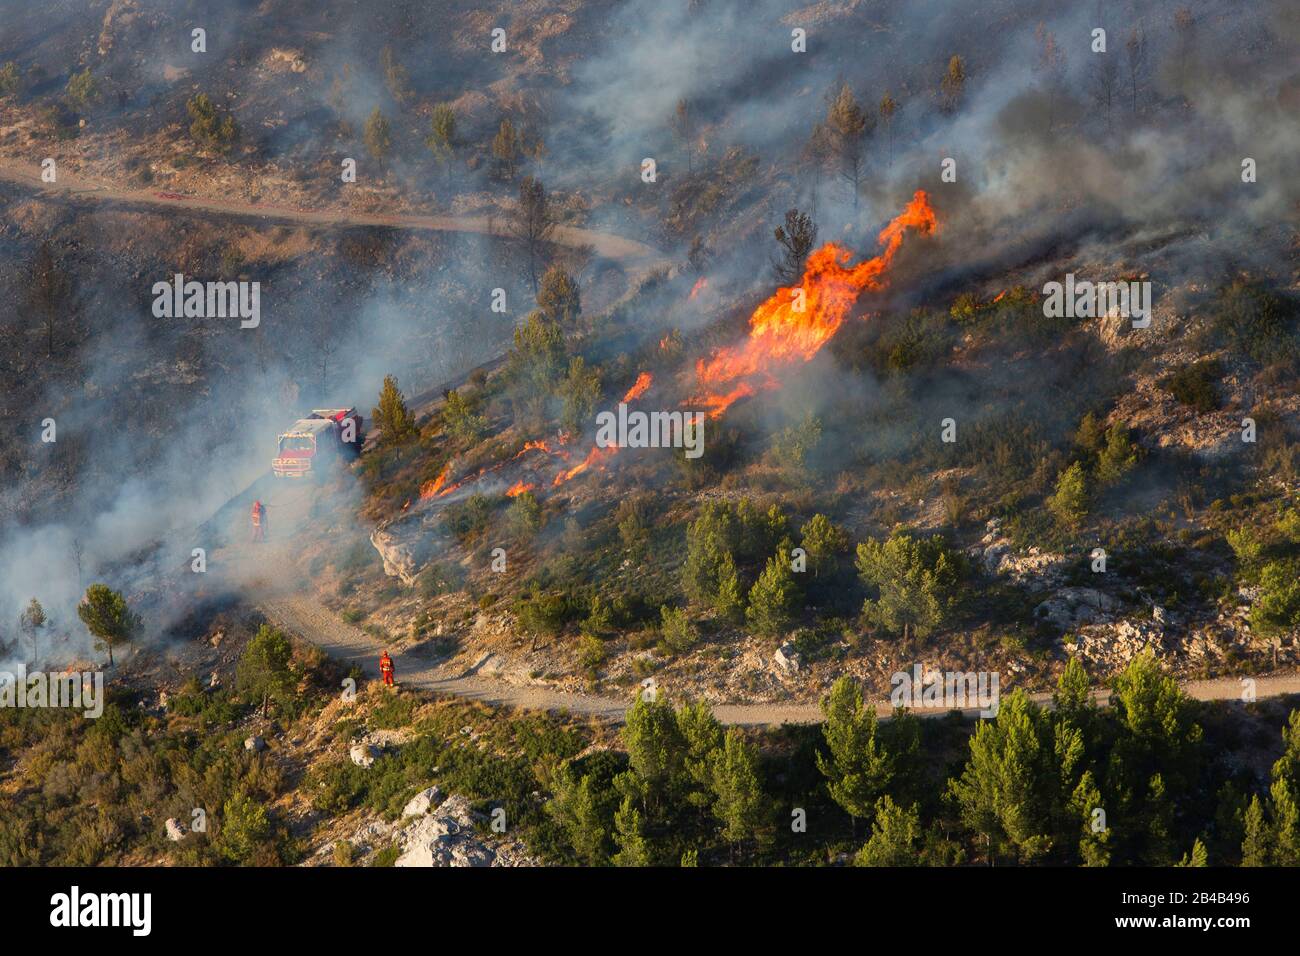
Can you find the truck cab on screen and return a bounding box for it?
[272,408,363,479]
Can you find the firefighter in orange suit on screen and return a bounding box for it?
[251,500,266,542]
[379,651,395,687]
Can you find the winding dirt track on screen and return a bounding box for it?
[257,592,1300,727]
[0,159,666,267]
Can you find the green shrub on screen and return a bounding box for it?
[1211,280,1296,365]
[1048,462,1090,529]
[371,844,400,866]
[444,493,495,546]
[659,605,698,653]
[1162,360,1223,412]
[1251,560,1300,634]
[186,92,240,151]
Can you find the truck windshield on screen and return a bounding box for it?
[280,436,315,452]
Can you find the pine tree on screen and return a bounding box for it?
[1071,771,1110,866]
[425,103,456,182]
[363,107,392,167]
[853,796,920,866]
[878,91,897,165]
[18,597,46,663]
[612,797,651,866]
[492,117,520,179]
[772,208,818,285]
[856,531,962,643]
[939,55,966,112]
[712,729,766,857]
[1269,777,1300,865]
[1268,714,1300,864]
[77,584,140,667]
[745,551,799,637]
[547,772,608,865]
[714,552,745,622]
[817,677,892,830]
[1143,773,1176,865]
[372,374,416,444]
[1176,838,1208,867]
[1241,795,1271,866]
[537,266,581,324]
[677,700,723,814]
[505,311,566,425]
[235,625,296,717]
[670,98,697,173]
[1048,462,1090,529]
[622,696,686,817]
[29,241,70,358]
[800,513,849,578]
[510,176,556,294]
[825,81,871,208]
[441,389,486,443]
[948,691,1054,864]
[1054,656,1096,727]
[558,356,601,435]
[187,92,239,151]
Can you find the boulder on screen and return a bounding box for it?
[773,643,801,676]
[350,743,380,768]
[402,785,445,818]
[370,525,429,586]
[244,735,265,752]
[974,520,1065,586]
[1034,587,1120,631]
[395,795,535,867]
[164,818,187,842]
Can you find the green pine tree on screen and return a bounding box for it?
[611,797,651,866]
[77,584,140,667]
[1176,838,1208,867]
[1241,795,1271,866]
[235,625,296,717]
[745,551,800,637]
[711,729,767,858]
[373,374,416,444]
[853,796,921,866]
[816,677,892,830]
[622,696,686,817]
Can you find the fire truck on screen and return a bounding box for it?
[272,408,363,479]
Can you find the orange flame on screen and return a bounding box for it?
[992,290,1007,303]
[694,190,937,418]
[506,480,536,497]
[622,372,653,403]
[689,277,708,300]
[552,444,619,486]
[418,464,452,499]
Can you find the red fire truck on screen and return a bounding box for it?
[272,408,363,479]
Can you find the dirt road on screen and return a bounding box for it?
[255,591,1300,727]
[0,158,667,268]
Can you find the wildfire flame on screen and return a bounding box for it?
[552,444,619,486]
[622,371,653,403]
[418,435,574,501]
[506,480,536,497]
[418,463,452,499]
[689,277,709,300]
[693,190,937,418]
